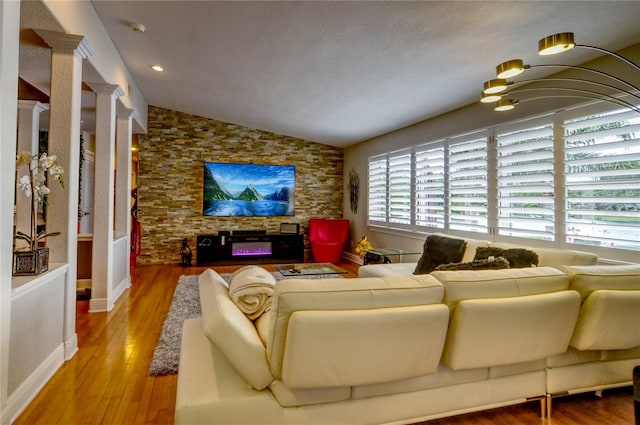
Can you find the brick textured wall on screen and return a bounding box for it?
[137,106,344,264]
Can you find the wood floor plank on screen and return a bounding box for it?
[13,261,635,425]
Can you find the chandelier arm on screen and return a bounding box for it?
[529,64,640,94]
[506,87,640,114]
[510,77,640,100]
[576,44,640,71]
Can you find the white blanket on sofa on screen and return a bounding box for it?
[228,265,277,320]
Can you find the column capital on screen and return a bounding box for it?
[18,100,49,113]
[87,82,125,98]
[34,29,95,59]
[117,105,136,120]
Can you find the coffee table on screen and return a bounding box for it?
[275,263,348,277]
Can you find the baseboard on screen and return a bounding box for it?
[112,276,130,306]
[6,343,65,423]
[64,333,79,361]
[89,277,130,312]
[89,297,109,312]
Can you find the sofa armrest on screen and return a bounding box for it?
[199,269,273,390]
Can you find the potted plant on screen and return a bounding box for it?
[13,151,64,275]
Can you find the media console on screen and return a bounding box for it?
[196,232,304,266]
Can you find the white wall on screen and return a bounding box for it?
[344,44,640,264]
[0,2,20,423]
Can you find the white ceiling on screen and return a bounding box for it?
[21,1,640,148]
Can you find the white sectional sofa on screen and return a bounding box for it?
[358,233,598,278]
[174,240,640,425]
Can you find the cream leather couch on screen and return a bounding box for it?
[175,265,624,424]
[358,233,598,278]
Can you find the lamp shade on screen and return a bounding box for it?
[538,32,576,56]
[481,93,502,103]
[496,59,526,79]
[494,99,516,111]
[483,79,508,94]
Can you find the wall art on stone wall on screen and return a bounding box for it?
[348,167,360,214]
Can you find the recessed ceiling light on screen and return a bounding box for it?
[151,65,164,72]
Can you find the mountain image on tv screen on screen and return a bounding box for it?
[203,162,295,217]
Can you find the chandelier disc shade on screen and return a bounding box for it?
[496,59,526,79]
[538,32,576,55]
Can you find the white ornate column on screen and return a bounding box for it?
[116,107,135,289]
[15,101,49,250]
[1,0,20,417]
[34,29,95,360]
[88,83,124,313]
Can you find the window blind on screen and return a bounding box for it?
[367,156,387,223]
[564,109,640,251]
[497,123,555,240]
[415,142,445,229]
[447,135,488,233]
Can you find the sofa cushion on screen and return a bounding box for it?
[267,274,445,380]
[359,262,417,277]
[474,247,539,268]
[431,266,570,310]
[198,269,274,390]
[281,304,449,389]
[434,256,510,271]
[414,234,467,275]
[442,290,581,370]
[560,264,640,300]
[570,290,640,350]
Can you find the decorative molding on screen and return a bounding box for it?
[17,100,49,113]
[87,82,125,98]
[33,29,95,58]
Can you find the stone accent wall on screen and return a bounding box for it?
[137,106,344,264]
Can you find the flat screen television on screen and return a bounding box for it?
[203,162,295,217]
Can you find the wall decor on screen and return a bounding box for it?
[348,167,360,214]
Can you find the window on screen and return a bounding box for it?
[447,135,488,233]
[367,156,387,223]
[388,150,412,225]
[497,122,555,240]
[415,142,445,229]
[365,103,639,259]
[367,150,412,226]
[564,109,640,251]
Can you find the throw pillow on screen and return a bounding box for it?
[414,234,467,275]
[434,256,510,271]
[474,247,539,268]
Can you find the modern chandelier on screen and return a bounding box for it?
[480,32,640,114]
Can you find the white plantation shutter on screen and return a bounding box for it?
[388,149,412,225]
[496,122,555,241]
[564,109,640,251]
[447,135,488,233]
[415,142,445,229]
[368,156,388,223]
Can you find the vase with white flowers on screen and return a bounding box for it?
[13,151,64,275]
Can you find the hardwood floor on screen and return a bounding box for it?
[15,261,635,425]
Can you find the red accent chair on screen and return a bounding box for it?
[309,218,349,264]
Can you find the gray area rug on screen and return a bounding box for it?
[148,271,342,376]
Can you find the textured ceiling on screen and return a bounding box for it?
[21,1,640,147]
